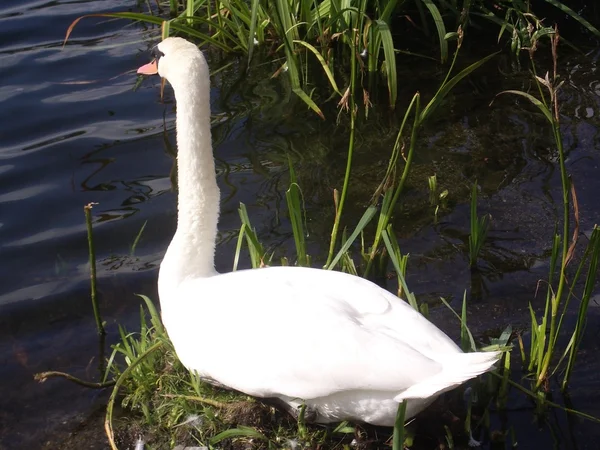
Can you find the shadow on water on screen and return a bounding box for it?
[1,1,600,448]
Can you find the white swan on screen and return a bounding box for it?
[137,37,501,426]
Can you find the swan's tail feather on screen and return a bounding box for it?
[394,350,502,401]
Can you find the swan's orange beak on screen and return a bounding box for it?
[137,59,165,100]
[137,60,158,75]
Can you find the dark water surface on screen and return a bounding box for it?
[1,0,600,448]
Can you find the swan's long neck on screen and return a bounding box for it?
[159,63,219,302]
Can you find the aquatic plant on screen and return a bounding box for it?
[53,2,600,449]
[359,43,499,278]
[428,174,448,223]
[498,29,600,393]
[468,182,490,269]
[67,0,600,116]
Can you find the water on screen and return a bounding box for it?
[1,1,600,448]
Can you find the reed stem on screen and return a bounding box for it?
[536,32,569,389]
[326,28,357,267]
[84,203,105,336]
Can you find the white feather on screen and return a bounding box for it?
[141,37,502,427]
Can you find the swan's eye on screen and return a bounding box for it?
[151,46,165,62]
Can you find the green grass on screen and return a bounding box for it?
[67,0,600,116]
[468,182,490,268]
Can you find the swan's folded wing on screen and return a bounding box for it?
[170,266,454,400]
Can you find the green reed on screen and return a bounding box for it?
[499,29,600,392]
[65,0,600,130]
[84,202,105,336]
[428,174,448,223]
[234,202,268,269]
[361,36,499,277]
[392,400,408,450]
[468,182,490,268]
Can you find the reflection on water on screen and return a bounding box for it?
[1,0,600,448]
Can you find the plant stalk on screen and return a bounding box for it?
[536,32,570,389]
[326,28,358,267]
[364,94,420,276]
[85,203,105,336]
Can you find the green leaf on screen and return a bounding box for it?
[136,294,164,335]
[380,0,399,24]
[420,0,448,63]
[326,205,377,270]
[381,227,418,311]
[544,0,600,37]
[439,294,476,352]
[497,89,554,124]
[210,426,266,445]
[293,39,341,95]
[247,0,260,65]
[420,51,499,122]
[374,19,397,107]
[238,202,265,267]
[286,159,308,266]
[65,13,234,52]
[392,400,408,450]
[292,87,325,119]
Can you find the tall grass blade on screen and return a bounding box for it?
[233,224,247,271]
[286,161,308,266]
[497,345,511,410]
[185,0,194,25]
[375,93,419,196]
[365,94,421,276]
[461,291,476,351]
[130,220,147,256]
[381,227,418,310]
[105,341,164,450]
[392,400,408,450]
[440,294,476,352]
[65,13,234,52]
[469,182,489,267]
[374,20,397,107]
[247,0,260,64]
[420,51,499,122]
[169,0,178,16]
[271,0,324,117]
[325,28,359,264]
[326,205,377,270]
[294,40,342,95]
[543,0,600,37]
[380,0,399,24]
[528,301,546,374]
[136,294,165,335]
[497,90,553,123]
[562,226,600,389]
[419,0,448,62]
[238,202,266,268]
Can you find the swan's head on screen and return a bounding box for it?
[137,37,208,90]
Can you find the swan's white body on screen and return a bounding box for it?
[140,37,501,426]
